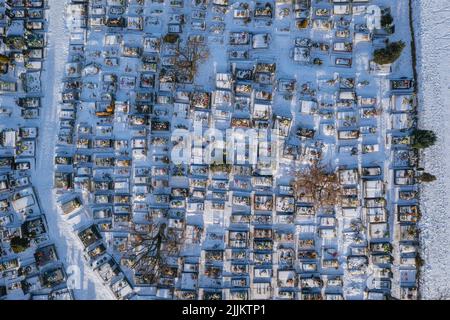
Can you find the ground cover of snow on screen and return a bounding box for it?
[413,0,450,300]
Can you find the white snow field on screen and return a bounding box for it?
[35,0,114,300]
[413,0,450,299]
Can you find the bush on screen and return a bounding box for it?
[313,58,323,65]
[412,129,437,149]
[0,54,10,64]
[163,34,179,44]
[10,236,30,253]
[381,12,394,34]
[416,254,425,267]
[381,13,393,28]
[419,172,436,183]
[373,41,405,65]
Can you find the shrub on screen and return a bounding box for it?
[10,236,30,253]
[416,254,425,267]
[381,13,393,28]
[373,41,405,65]
[412,129,437,149]
[313,58,323,65]
[0,54,10,64]
[381,12,394,34]
[419,172,436,183]
[163,34,179,44]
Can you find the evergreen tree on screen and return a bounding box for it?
[10,236,30,253]
[412,129,437,149]
[373,41,405,65]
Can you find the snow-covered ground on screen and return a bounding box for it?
[34,0,114,300]
[413,0,450,299]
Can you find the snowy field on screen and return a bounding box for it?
[413,0,450,300]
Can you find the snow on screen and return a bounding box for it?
[413,0,450,300]
[33,0,115,300]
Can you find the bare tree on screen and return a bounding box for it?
[173,39,209,83]
[291,159,342,209]
[124,222,182,285]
